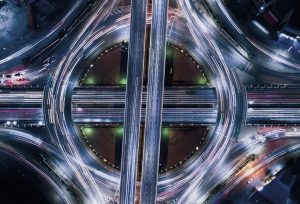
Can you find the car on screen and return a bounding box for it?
[4,79,13,85]
[256,185,264,191]
[15,78,30,85]
[247,178,253,184]
[255,135,266,143]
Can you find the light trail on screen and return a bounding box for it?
[0,2,299,203]
[140,0,169,202]
[119,0,148,203]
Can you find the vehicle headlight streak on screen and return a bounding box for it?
[41,5,244,202]
[43,1,119,203]
[217,142,300,202]
[213,0,300,70]
[43,7,218,203]
[1,0,299,202]
[203,130,300,202]
[0,130,76,203]
[0,0,87,66]
[176,0,245,203]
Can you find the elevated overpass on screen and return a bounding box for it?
[1,86,300,125]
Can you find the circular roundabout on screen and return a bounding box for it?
[3,0,300,203]
[42,6,246,202]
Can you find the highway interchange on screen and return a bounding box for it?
[1,0,300,203]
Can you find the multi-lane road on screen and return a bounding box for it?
[0,0,300,203]
[118,0,147,203]
[2,87,300,125]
